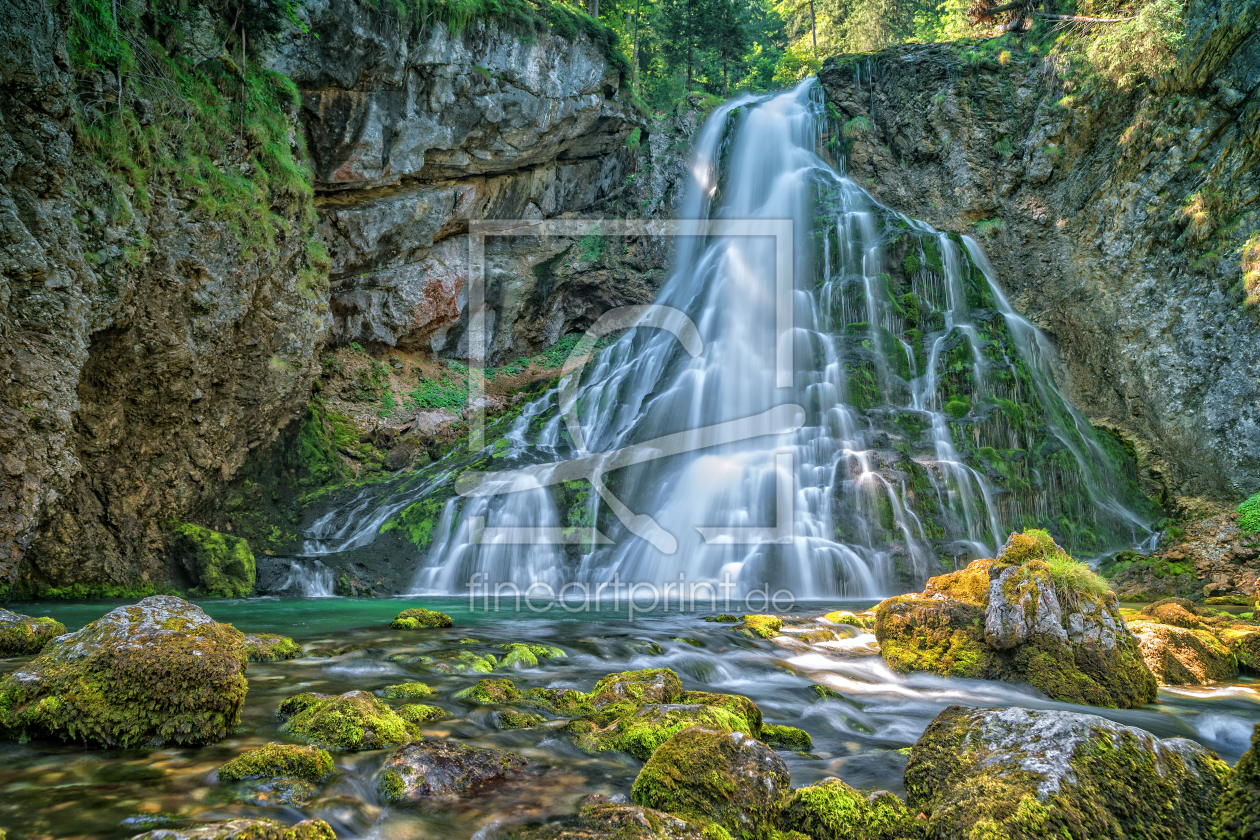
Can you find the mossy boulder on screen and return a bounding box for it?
[631,727,791,840]
[0,609,65,656]
[0,596,247,746]
[499,642,566,668]
[243,633,303,662]
[905,705,1229,838]
[278,690,419,750]
[510,803,708,840]
[377,739,526,802]
[456,678,522,704]
[521,686,595,716]
[1215,722,1260,840]
[218,743,334,783]
[741,615,783,639]
[169,522,256,599]
[397,703,448,724]
[495,709,546,730]
[382,681,434,699]
[676,691,763,736]
[589,669,683,709]
[1220,625,1260,674]
[129,818,335,840]
[762,724,812,751]
[874,531,1157,708]
[570,703,755,761]
[1141,598,1206,629]
[1129,619,1238,685]
[390,608,453,629]
[822,611,871,629]
[780,778,918,840]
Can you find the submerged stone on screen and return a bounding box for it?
[509,804,707,840]
[0,609,65,656]
[278,690,418,750]
[390,608,453,629]
[905,705,1229,838]
[631,726,791,839]
[243,633,303,662]
[128,818,335,840]
[217,743,334,783]
[0,596,247,746]
[377,739,526,802]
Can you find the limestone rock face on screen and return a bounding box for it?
[0,596,247,746]
[906,705,1230,839]
[874,531,1156,708]
[377,739,527,801]
[817,0,1260,516]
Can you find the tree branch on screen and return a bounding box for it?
[1036,12,1134,21]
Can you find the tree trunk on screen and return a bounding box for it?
[631,0,642,93]
[685,0,693,92]
[589,0,599,17]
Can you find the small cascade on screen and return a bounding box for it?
[305,78,1155,599]
[258,558,335,597]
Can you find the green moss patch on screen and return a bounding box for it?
[218,743,334,784]
[495,709,546,730]
[382,682,434,699]
[169,522,256,598]
[762,724,813,751]
[278,690,419,751]
[397,703,449,725]
[741,615,783,639]
[390,608,453,629]
[455,678,522,704]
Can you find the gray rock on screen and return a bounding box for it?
[377,739,527,801]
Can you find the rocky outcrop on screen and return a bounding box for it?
[270,1,675,363]
[818,0,1260,516]
[1122,596,1260,685]
[0,0,326,598]
[905,705,1230,838]
[874,530,1157,707]
[0,595,248,745]
[1102,512,1260,603]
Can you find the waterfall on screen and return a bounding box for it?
[309,78,1155,599]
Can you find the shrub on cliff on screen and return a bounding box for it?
[0,596,248,746]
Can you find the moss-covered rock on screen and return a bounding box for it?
[1215,722,1260,840]
[1141,598,1206,629]
[1221,625,1260,675]
[499,642,566,668]
[632,727,791,839]
[218,743,335,783]
[0,596,247,746]
[495,709,546,730]
[129,819,335,840]
[382,681,434,699]
[377,739,526,802]
[571,703,755,761]
[762,724,812,751]
[169,522,256,599]
[278,690,418,750]
[874,531,1157,708]
[822,611,871,629]
[703,614,741,623]
[522,686,596,716]
[780,778,918,840]
[509,803,708,840]
[390,608,453,629]
[589,669,683,709]
[397,703,449,724]
[676,691,763,737]
[1129,619,1238,685]
[742,615,783,639]
[243,633,303,662]
[456,678,523,704]
[905,705,1229,838]
[0,609,65,656]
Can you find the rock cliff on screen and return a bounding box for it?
[819,0,1260,517]
[0,0,665,596]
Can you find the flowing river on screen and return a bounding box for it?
[1,598,1258,839]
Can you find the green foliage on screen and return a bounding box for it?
[168,521,256,598]
[380,497,449,549]
[1239,492,1260,533]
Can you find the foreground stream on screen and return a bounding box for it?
[2,597,1258,839]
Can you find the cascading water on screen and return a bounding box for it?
[304,77,1155,598]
